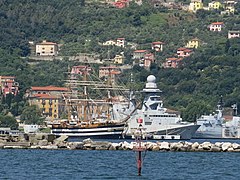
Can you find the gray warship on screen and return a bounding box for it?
[123,75,200,140]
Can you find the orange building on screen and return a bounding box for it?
[177,47,193,58]
[151,41,164,52]
[164,57,183,68]
[144,53,155,68]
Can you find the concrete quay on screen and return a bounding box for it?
[1,134,240,152]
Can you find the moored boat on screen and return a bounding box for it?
[193,99,240,139]
[193,99,224,139]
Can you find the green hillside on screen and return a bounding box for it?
[0,0,240,122]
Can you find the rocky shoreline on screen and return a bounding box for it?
[1,134,240,152]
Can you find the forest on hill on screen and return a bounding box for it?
[0,0,240,124]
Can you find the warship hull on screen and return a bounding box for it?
[193,127,222,139]
[149,124,201,140]
[125,124,200,140]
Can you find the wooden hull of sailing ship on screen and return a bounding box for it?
[51,123,125,139]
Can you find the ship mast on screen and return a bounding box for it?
[83,66,88,121]
[106,67,113,121]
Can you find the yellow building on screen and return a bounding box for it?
[102,40,116,46]
[186,38,201,49]
[208,1,222,9]
[189,0,203,12]
[114,55,124,64]
[36,40,58,56]
[27,86,68,120]
[29,94,61,119]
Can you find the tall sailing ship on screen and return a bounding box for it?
[51,65,136,138]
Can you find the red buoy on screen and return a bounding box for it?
[133,124,146,176]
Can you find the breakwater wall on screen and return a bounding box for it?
[1,134,240,152]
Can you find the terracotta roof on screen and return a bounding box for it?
[117,38,125,40]
[32,94,58,99]
[0,76,15,79]
[134,50,148,53]
[5,80,14,83]
[177,47,187,51]
[152,41,164,44]
[37,41,57,45]
[211,22,224,25]
[113,1,127,6]
[99,66,118,69]
[177,47,192,52]
[110,71,121,75]
[31,86,68,91]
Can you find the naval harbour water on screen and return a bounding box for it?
[1,147,240,180]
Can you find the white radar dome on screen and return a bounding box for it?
[147,75,156,83]
[145,75,157,89]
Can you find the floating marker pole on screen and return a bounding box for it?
[137,138,142,176]
[133,118,146,176]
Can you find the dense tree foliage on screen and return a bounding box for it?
[0,0,239,122]
[20,105,45,125]
[0,115,18,129]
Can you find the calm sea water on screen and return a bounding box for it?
[1,147,240,180]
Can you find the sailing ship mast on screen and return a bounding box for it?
[63,64,133,124]
[83,66,88,122]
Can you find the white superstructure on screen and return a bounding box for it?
[124,75,200,140]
